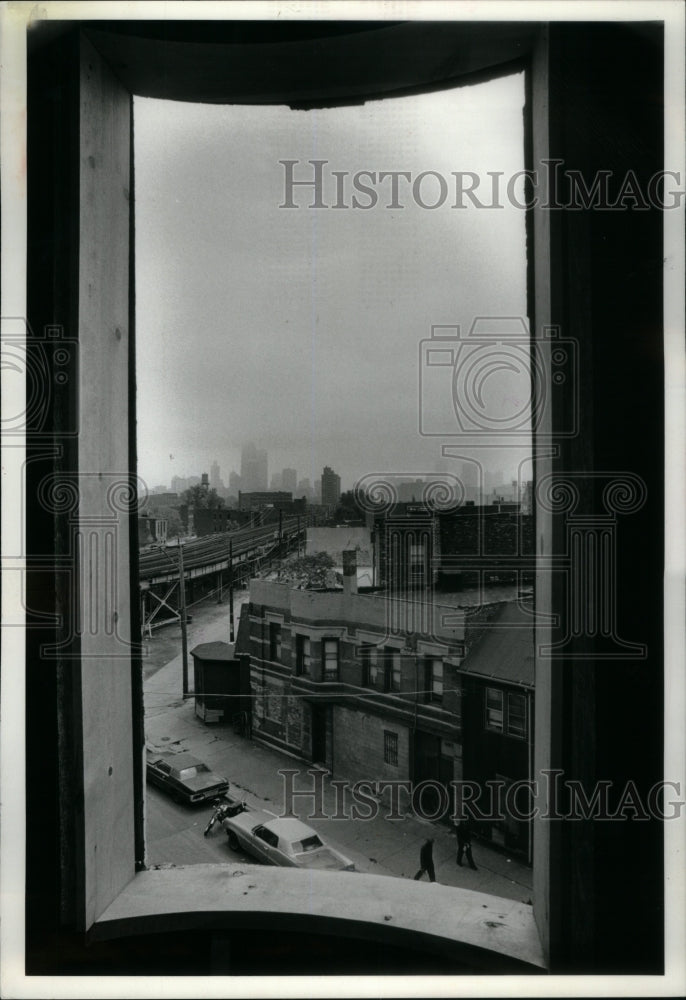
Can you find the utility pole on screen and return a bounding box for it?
[228,539,235,643]
[178,542,189,698]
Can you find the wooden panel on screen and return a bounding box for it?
[77,33,135,928]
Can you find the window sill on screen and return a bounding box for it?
[90,864,546,972]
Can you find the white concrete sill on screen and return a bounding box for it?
[92,864,546,972]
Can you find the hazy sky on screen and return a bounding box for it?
[135,72,530,494]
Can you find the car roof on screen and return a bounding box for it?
[263,817,319,841]
[150,752,205,769]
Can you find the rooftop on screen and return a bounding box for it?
[457,600,535,687]
[189,641,237,661]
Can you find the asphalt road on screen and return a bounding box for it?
[145,784,256,868]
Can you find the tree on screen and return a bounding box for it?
[333,488,366,524]
[276,552,335,589]
[165,510,184,539]
[180,485,225,510]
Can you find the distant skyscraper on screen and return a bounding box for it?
[256,449,268,491]
[321,466,341,507]
[210,460,222,491]
[270,471,283,491]
[241,443,268,492]
[229,470,241,496]
[297,478,311,500]
[282,468,297,494]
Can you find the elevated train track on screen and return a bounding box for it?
[139,516,303,635]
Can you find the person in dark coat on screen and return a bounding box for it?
[413,837,436,882]
[455,819,478,870]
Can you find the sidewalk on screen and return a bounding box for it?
[143,598,533,904]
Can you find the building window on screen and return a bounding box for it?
[323,638,339,681]
[269,623,282,663]
[360,643,374,686]
[383,649,401,692]
[384,731,399,767]
[425,658,443,703]
[486,687,504,731]
[295,634,311,676]
[507,692,528,739]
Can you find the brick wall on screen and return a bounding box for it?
[333,706,410,788]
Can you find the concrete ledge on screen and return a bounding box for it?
[92,864,546,972]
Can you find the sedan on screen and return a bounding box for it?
[222,809,355,871]
[146,750,229,805]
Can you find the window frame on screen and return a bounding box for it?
[506,690,528,739]
[269,622,282,663]
[16,13,670,979]
[360,642,375,687]
[322,637,339,681]
[295,633,311,676]
[383,648,402,693]
[485,687,505,732]
[425,657,444,704]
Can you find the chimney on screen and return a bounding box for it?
[342,549,358,596]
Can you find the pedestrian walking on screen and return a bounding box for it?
[413,837,436,882]
[455,819,478,870]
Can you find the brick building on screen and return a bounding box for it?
[368,502,534,590]
[458,600,534,860]
[238,491,306,513]
[191,507,252,536]
[244,564,521,825]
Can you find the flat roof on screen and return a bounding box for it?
[190,641,237,661]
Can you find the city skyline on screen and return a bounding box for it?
[145,448,530,503]
[135,73,529,497]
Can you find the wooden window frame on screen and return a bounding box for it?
[322,638,339,681]
[14,12,670,979]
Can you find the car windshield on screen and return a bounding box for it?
[177,764,209,779]
[293,835,323,853]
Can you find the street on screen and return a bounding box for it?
[145,785,255,868]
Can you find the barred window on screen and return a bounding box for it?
[384,730,399,767]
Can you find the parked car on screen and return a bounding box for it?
[222,809,355,871]
[145,750,229,805]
